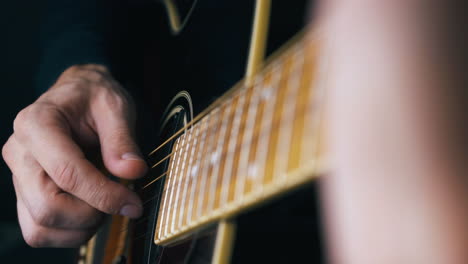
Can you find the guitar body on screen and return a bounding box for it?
[80,1,324,263]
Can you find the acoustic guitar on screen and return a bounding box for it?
[79,0,327,263]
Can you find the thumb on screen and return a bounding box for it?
[94,103,148,180]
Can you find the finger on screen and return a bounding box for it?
[6,136,103,229]
[17,194,94,248]
[14,107,143,218]
[92,93,148,180]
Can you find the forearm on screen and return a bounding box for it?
[320,1,468,263]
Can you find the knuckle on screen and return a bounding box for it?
[1,138,12,163]
[13,107,31,133]
[13,104,58,137]
[53,160,79,194]
[104,92,129,113]
[23,226,46,248]
[30,204,57,228]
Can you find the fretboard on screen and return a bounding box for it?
[154,30,327,245]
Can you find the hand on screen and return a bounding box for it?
[2,64,148,247]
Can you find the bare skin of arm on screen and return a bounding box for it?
[319,0,468,263]
[2,64,148,247]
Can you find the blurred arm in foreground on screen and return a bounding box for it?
[319,1,468,263]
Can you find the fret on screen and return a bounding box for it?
[154,32,325,245]
[177,122,200,230]
[171,126,194,234]
[155,171,168,240]
[262,56,294,185]
[195,109,220,220]
[301,36,326,166]
[157,136,181,239]
[200,105,226,218]
[164,133,185,237]
[207,96,237,213]
[272,47,306,184]
[187,115,210,224]
[287,42,316,172]
[242,75,269,197]
[220,88,248,206]
[253,64,282,190]
[234,79,264,203]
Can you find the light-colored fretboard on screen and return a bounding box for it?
[154,31,327,245]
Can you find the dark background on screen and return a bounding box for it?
[0,1,77,263]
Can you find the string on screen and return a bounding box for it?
[144,35,303,159]
[94,38,311,258]
[138,50,299,192]
[99,44,308,250]
[110,95,313,243]
[130,59,302,195]
[134,80,256,192]
[147,80,246,157]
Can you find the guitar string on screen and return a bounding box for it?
[99,48,307,248]
[131,77,262,193]
[110,99,313,242]
[132,59,301,195]
[113,90,268,238]
[113,57,300,239]
[144,42,299,159]
[101,100,315,256]
[138,49,302,191]
[102,93,316,254]
[109,108,226,238]
[131,55,295,196]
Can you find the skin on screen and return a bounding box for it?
[2,64,148,247]
[318,0,468,263]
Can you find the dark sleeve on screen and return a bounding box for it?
[35,0,128,95]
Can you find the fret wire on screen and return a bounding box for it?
[165,134,185,237]
[187,114,210,224]
[178,120,201,229]
[137,48,307,196]
[146,98,312,208]
[158,136,181,239]
[108,99,315,247]
[146,33,307,163]
[196,108,221,219]
[143,75,265,180]
[244,73,273,195]
[102,35,321,252]
[170,129,190,234]
[287,42,314,172]
[253,64,282,190]
[234,77,263,202]
[220,87,247,206]
[147,80,246,157]
[301,38,326,165]
[173,121,201,233]
[207,97,234,213]
[273,46,305,184]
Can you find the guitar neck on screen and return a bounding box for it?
[154,30,327,245]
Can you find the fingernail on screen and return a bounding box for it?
[121,152,144,161]
[120,204,142,218]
